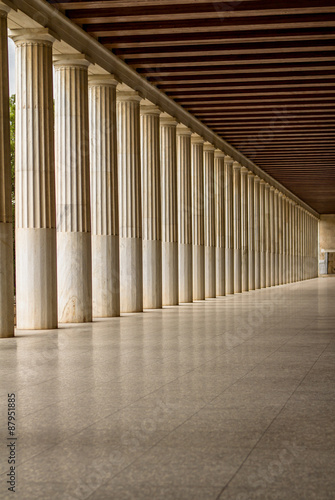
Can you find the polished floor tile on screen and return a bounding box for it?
[0,277,334,499]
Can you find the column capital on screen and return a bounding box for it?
[203,142,215,152]
[88,74,118,87]
[233,161,241,170]
[176,123,192,135]
[116,82,142,102]
[10,28,58,44]
[270,185,276,192]
[53,53,91,68]
[191,133,204,144]
[240,166,249,175]
[224,155,234,165]
[214,149,225,159]
[0,1,14,15]
[140,98,161,115]
[160,112,178,126]
[254,175,261,183]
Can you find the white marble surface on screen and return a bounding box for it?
[204,143,216,299]
[254,177,261,290]
[233,163,242,294]
[241,167,249,293]
[214,150,225,297]
[248,173,255,291]
[162,241,179,306]
[224,156,234,295]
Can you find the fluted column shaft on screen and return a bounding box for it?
[141,100,162,309]
[233,162,242,294]
[274,190,279,286]
[214,150,225,296]
[283,197,289,284]
[259,181,266,288]
[254,177,261,290]
[269,187,275,287]
[204,143,216,298]
[54,56,92,323]
[241,167,248,292]
[295,205,300,282]
[265,184,271,288]
[177,124,192,303]
[191,134,205,300]
[278,193,283,285]
[160,114,178,305]
[13,29,58,329]
[288,200,293,283]
[116,84,143,312]
[89,76,120,317]
[248,173,255,291]
[0,6,14,337]
[224,156,234,294]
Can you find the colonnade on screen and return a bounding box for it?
[0,10,319,338]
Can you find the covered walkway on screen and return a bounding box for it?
[1,277,334,499]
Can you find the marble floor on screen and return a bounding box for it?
[0,277,334,499]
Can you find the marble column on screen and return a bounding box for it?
[13,29,57,329]
[248,172,255,291]
[141,99,162,309]
[203,142,216,298]
[224,156,234,294]
[233,162,242,294]
[160,113,178,305]
[264,184,271,288]
[295,205,300,282]
[214,150,225,296]
[117,83,143,312]
[259,180,266,288]
[284,197,289,284]
[0,4,14,337]
[177,123,192,303]
[191,134,205,300]
[254,176,261,290]
[269,186,275,287]
[89,75,120,317]
[278,193,283,285]
[241,167,249,292]
[54,55,92,323]
[274,190,280,286]
[288,200,293,283]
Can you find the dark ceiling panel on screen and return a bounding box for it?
[48,0,335,214]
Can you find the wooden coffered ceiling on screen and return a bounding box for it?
[48,0,335,214]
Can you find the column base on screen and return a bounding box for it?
[162,241,178,306]
[216,246,225,296]
[92,234,120,318]
[58,231,92,323]
[0,222,14,337]
[143,239,162,309]
[16,227,57,330]
[225,247,234,295]
[234,248,242,293]
[120,236,143,313]
[179,243,193,304]
[205,246,216,298]
[193,244,205,300]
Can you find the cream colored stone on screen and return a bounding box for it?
[203,142,216,298]
[117,84,143,312]
[254,177,261,290]
[259,180,266,288]
[141,100,162,309]
[225,155,234,295]
[248,172,255,291]
[233,162,242,293]
[214,150,225,296]
[89,75,120,317]
[191,134,205,300]
[264,184,271,288]
[160,113,178,306]
[177,124,192,303]
[13,29,58,329]
[54,56,92,323]
[241,167,248,292]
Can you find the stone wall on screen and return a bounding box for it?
[319,215,335,274]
